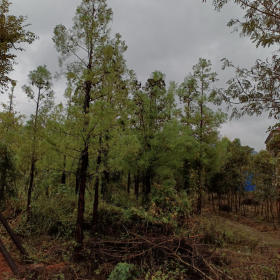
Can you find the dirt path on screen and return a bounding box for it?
[213,214,280,253]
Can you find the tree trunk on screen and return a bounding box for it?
[197,79,204,216]
[101,170,110,201]
[0,163,7,203]
[183,160,191,192]
[127,171,131,194]
[134,173,139,200]
[197,167,204,215]
[145,168,151,195]
[0,212,28,257]
[75,69,92,246]
[92,176,99,226]
[0,237,18,275]
[26,158,35,220]
[61,155,66,185]
[26,87,41,220]
[211,193,215,211]
[75,145,89,246]
[92,138,102,226]
[75,160,80,195]
[101,131,110,200]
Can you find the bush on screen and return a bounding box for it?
[97,185,191,236]
[111,189,135,209]
[108,262,138,280]
[16,194,76,238]
[150,184,191,225]
[97,203,173,235]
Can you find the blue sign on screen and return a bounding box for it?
[244,173,256,192]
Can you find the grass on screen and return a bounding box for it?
[197,213,280,280]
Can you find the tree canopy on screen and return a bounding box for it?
[207,0,280,120]
[0,0,35,91]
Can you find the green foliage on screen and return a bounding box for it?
[52,0,130,244]
[252,150,277,201]
[210,1,280,119]
[212,0,280,48]
[145,270,169,280]
[23,65,54,111]
[16,194,76,238]
[177,58,227,213]
[150,184,191,223]
[0,143,16,203]
[96,194,190,235]
[221,56,280,119]
[97,203,173,234]
[108,262,137,280]
[208,138,253,196]
[144,261,187,280]
[0,0,36,91]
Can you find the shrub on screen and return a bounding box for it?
[16,194,76,238]
[150,184,191,225]
[108,262,138,280]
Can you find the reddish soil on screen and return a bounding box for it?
[0,253,12,280]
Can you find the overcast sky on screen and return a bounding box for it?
[7,0,278,151]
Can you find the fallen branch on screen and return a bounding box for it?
[88,232,230,280]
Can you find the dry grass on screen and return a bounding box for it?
[198,212,280,280]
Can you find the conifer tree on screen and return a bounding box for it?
[53,0,128,245]
[179,58,226,214]
[23,65,54,218]
[131,72,176,200]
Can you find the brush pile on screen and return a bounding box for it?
[88,231,233,280]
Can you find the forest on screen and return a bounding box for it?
[0,0,280,279]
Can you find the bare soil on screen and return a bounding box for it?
[0,253,12,280]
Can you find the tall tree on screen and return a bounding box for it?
[22,65,54,218]
[131,72,176,201]
[53,0,128,246]
[179,58,226,214]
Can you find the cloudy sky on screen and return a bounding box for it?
[8,0,278,151]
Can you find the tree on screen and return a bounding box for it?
[208,0,280,120]
[0,80,23,205]
[212,0,280,48]
[252,150,277,220]
[209,138,253,211]
[0,143,15,204]
[53,0,128,246]
[0,0,35,91]
[220,56,280,120]
[178,58,226,214]
[131,72,177,201]
[22,65,54,218]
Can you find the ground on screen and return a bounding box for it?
[0,253,11,280]
[1,210,280,279]
[200,211,280,279]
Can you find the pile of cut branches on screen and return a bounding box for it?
[88,232,233,280]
